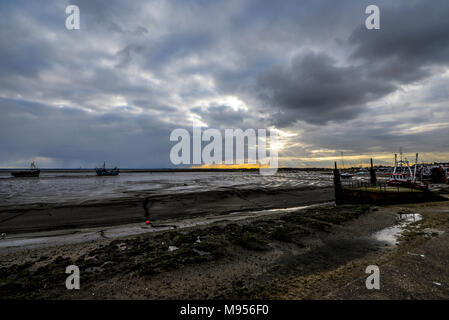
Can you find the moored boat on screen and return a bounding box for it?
[11,162,40,178]
[387,152,427,190]
[95,161,119,176]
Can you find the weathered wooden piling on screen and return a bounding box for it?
[369,158,377,186]
[333,161,344,205]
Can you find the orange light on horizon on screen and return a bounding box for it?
[191,163,271,169]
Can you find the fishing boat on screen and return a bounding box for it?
[95,161,119,176]
[387,152,427,190]
[11,162,40,177]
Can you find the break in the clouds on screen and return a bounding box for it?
[1,0,449,167]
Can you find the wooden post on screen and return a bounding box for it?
[370,158,377,186]
[333,161,344,205]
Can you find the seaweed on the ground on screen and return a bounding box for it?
[0,204,372,298]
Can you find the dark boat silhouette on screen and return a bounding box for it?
[95,161,119,176]
[11,162,40,177]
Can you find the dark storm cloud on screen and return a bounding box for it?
[191,105,249,129]
[255,0,449,127]
[257,52,395,125]
[349,0,449,83]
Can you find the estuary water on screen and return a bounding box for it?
[0,170,334,207]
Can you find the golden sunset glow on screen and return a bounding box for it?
[191,163,271,169]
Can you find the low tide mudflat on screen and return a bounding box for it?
[1,199,448,299]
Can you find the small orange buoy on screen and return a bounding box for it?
[145,220,150,225]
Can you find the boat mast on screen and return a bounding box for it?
[393,154,397,174]
[406,159,412,178]
[413,153,418,183]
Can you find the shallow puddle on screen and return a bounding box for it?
[372,213,422,245]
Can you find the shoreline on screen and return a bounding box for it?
[1,199,448,299]
[0,168,334,172]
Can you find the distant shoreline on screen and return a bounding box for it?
[0,167,334,173]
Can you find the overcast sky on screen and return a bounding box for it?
[1,0,449,168]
